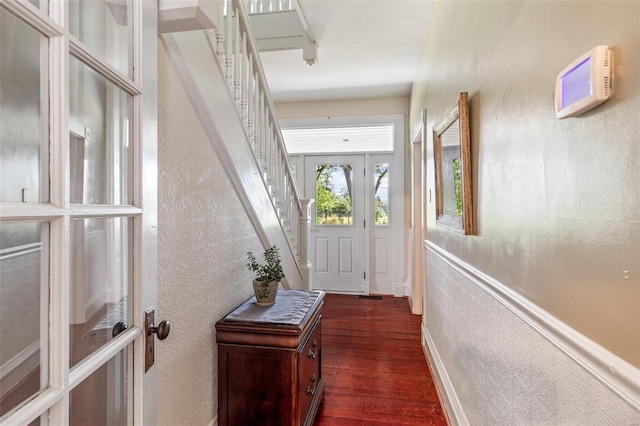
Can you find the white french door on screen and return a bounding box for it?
[304,155,366,293]
[0,0,157,424]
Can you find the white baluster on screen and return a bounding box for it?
[272,143,280,199]
[289,182,294,235]
[252,87,259,150]
[284,179,291,230]
[224,5,233,83]
[247,55,255,139]
[266,123,274,190]
[216,1,225,61]
[216,30,225,63]
[278,151,284,204]
[233,12,241,103]
[261,99,268,178]
[241,33,248,121]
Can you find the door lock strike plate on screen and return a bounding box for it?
[145,308,155,372]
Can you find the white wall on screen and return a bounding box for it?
[411,0,639,423]
[157,41,262,426]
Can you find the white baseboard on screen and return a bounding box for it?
[422,324,469,426]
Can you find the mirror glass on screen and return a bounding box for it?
[440,119,462,217]
[432,92,473,234]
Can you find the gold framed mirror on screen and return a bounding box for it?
[432,92,473,234]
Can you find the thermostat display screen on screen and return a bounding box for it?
[561,57,592,109]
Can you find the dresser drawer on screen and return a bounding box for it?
[297,317,321,425]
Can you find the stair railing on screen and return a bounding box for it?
[206,0,309,270]
[245,0,294,14]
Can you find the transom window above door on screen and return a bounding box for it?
[282,125,394,154]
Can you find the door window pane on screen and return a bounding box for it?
[0,7,48,203]
[315,164,353,225]
[27,0,47,12]
[68,0,131,77]
[69,55,133,205]
[70,217,133,368]
[374,163,389,226]
[0,222,49,416]
[70,349,129,426]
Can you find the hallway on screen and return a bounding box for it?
[315,294,447,425]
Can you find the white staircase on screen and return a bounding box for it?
[160,0,312,289]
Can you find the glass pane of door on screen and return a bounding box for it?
[0,221,49,416]
[68,0,132,77]
[0,0,154,423]
[315,164,354,225]
[374,163,389,226]
[70,349,130,426]
[26,0,48,12]
[69,55,133,205]
[70,217,133,368]
[0,7,48,203]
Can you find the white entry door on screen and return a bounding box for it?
[0,1,158,425]
[304,155,366,293]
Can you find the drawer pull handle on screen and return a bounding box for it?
[306,378,318,396]
[307,348,318,359]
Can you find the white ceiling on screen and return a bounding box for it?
[257,0,434,103]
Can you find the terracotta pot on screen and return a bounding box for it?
[253,280,278,306]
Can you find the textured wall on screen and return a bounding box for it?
[411,0,639,367]
[157,42,261,426]
[426,251,639,424]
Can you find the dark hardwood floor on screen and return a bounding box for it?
[314,294,447,426]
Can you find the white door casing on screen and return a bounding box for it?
[0,0,158,424]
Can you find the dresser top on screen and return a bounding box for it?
[223,290,323,325]
[216,290,325,343]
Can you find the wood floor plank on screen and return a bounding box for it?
[314,294,447,426]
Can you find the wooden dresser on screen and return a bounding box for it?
[216,290,325,426]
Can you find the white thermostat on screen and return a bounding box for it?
[555,45,612,119]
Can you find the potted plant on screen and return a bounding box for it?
[246,245,284,306]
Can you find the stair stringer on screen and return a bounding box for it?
[161,31,302,289]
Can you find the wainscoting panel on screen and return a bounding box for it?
[423,241,640,425]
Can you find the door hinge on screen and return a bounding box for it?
[364,271,367,279]
[364,168,366,176]
[364,219,366,228]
